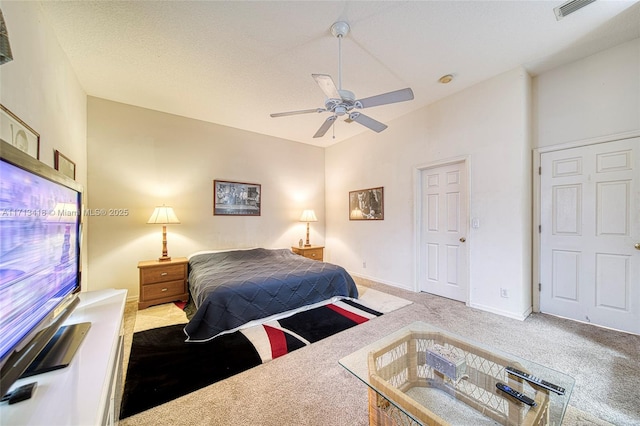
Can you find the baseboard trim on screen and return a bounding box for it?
[468,302,532,321]
[348,272,414,292]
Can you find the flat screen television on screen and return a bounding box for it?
[0,139,86,399]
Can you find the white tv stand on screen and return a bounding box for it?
[0,289,128,425]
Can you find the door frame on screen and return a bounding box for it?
[413,155,471,303]
[532,130,640,313]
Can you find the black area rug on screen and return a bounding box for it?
[120,299,382,419]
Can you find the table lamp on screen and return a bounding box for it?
[299,209,317,247]
[147,205,180,261]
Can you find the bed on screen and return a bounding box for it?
[184,248,359,341]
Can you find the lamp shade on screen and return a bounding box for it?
[147,206,180,224]
[299,209,318,222]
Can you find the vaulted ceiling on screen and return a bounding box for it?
[38,1,640,147]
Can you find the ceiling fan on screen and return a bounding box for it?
[270,21,414,138]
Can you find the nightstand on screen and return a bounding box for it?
[291,245,324,261]
[137,257,189,310]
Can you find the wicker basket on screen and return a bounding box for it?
[367,331,550,426]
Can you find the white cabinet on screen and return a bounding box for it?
[0,289,127,425]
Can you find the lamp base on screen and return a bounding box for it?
[304,222,312,248]
[158,225,171,262]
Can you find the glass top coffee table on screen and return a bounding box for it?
[339,322,575,426]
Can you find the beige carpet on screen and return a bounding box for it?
[120,280,636,425]
[563,406,614,426]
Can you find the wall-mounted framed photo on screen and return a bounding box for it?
[0,104,40,160]
[214,180,261,216]
[349,187,384,220]
[54,150,76,180]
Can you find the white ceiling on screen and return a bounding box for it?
[38,1,640,147]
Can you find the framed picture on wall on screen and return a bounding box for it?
[54,150,76,180]
[0,104,40,160]
[349,187,384,220]
[214,180,261,216]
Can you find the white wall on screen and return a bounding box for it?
[326,67,533,320]
[87,97,325,298]
[531,38,640,313]
[534,38,640,147]
[325,38,639,322]
[0,1,88,282]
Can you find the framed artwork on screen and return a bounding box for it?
[214,180,261,216]
[54,150,76,180]
[0,104,40,159]
[349,187,384,220]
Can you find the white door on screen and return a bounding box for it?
[419,161,468,302]
[540,138,640,334]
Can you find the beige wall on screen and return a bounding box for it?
[0,3,86,176]
[0,1,89,285]
[87,97,325,298]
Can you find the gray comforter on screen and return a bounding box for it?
[184,248,358,341]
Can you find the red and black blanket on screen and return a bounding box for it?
[120,299,381,419]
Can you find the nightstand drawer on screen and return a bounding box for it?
[140,264,185,284]
[141,280,186,301]
[302,248,323,260]
[291,246,324,261]
[138,257,188,310]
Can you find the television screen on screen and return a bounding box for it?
[0,141,83,397]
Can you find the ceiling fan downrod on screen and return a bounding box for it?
[330,21,350,91]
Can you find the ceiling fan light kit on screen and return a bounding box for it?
[270,21,414,138]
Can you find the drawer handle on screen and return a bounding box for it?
[161,288,168,292]
[311,253,316,257]
[160,272,168,276]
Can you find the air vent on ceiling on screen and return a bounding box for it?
[554,0,597,20]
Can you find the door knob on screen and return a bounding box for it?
[459,237,466,243]
[635,243,640,250]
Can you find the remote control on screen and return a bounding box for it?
[505,366,566,395]
[1,382,37,405]
[496,382,537,407]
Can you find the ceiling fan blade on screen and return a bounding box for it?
[347,112,388,133]
[357,88,414,109]
[312,74,341,99]
[313,115,337,138]
[270,108,326,118]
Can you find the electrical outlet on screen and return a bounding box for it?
[363,261,367,268]
[500,288,509,298]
